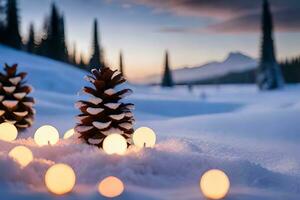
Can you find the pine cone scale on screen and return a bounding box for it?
[76,67,135,148]
[0,64,35,130]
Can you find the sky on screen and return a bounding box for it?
[18,0,300,80]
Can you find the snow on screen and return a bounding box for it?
[0,45,300,199]
[0,45,86,94]
[143,52,257,84]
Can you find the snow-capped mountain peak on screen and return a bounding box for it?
[143,52,257,84]
[224,52,255,64]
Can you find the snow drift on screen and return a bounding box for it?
[0,45,299,200]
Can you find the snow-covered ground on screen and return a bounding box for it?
[0,45,300,200]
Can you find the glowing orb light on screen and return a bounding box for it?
[103,134,127,155]
[98,176,124,198]
[132,127,156,148]
[34,125,59,146]
[0,122,18,142]
[200,169,230,200]
[45,163,76,195]
[8,145,33,168]
[63,128,75,139]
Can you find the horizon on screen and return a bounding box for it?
[18,0,300,80]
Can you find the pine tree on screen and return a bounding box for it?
[46,3,68,62]
[59,15,68,62]
[79,53,87,70]
[75,67,134,148]
[89,19,103,71]
[26,23,35,53]
[280,55,300,83]
[119,51,124,76]
[256,0,284,90]
[161,50,174,87]
[70,43,77,65]
[47,3,60,60]
[36,16,49,56]
[0,64,35,130]
[5,0,22,49]
[0,22,4,44]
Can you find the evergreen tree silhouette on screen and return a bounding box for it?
[41,4,69,62]
[5,0,22,49]
[70,42,77,65]
[59,14,68,62]
[79,53,87,70]
[26,23,35,53]
[47,3,60,60]
[36,16,49,56]
[280,55,300,83]
[161,50,174,87]
[89,19,103,70]
[119,50,124,76]
[256,0,284,90]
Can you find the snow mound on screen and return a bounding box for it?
[0,45,300,199]
[0,45,86,94]
[0,137,299,200]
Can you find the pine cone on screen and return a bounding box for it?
[0,64,35,130]
[75,67,135,148]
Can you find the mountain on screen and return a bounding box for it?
[144,52,257,84]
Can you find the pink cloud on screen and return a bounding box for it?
[123,0,300,33]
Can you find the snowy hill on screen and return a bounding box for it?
[0,45,88,132]
[0,45,300,200]
[0,45,86,94]
[144,52,257,84]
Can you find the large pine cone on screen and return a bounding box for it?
[0,64,35,130]
[75,67,134,148]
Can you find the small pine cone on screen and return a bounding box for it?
[0,64,35,130]
[75,67,135,148]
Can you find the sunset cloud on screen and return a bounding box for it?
[124,0,300,33]
[207,8,300,33]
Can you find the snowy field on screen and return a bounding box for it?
[0,45,300,200]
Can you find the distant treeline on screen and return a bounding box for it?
[0,0,104,71]
[280,57,300,83]
[176,69,256,85]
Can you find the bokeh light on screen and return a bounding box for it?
[200,169,230,200]
[63,128,75,139]
[0,122,18,142]
[34,125,59,146]
[45,163,76,195]
[98,176,124,198]
[132,127,156,148]
[103,134,127,155]
[8,145,33,168]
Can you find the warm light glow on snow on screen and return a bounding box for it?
[133,127,156,148]
[103,134,127,155]
[200,169,230,200]
[63,128,75,139]
[8,145,33,168]
[0,122,18,142]
[34,125,59,146]
[98,176,124,198]
[45,163,76,195]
